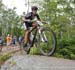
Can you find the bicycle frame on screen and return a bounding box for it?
[28,26,38,47]
[28,21,48,47]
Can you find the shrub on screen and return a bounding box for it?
[30,47,40,55]
[0,53,11,65]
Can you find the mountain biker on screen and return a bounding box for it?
[22,6,41,47]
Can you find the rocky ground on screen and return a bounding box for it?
[1,54,75,70]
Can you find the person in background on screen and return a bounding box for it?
[11,36,16,47]
[0,36,3,51]
[6,34,11,48]
[18,36,23,50]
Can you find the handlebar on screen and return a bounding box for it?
[25,19,48,24]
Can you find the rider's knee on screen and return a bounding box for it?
[25,30,30,34]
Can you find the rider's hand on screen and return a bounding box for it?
[32,23,37,27]
[26,19,31,22]
[32,18,37,22]
[22,17,31,22]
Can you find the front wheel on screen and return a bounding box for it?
[37,27,57,56]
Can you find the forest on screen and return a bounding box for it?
[0,0,75,59]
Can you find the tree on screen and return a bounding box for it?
[0,0,22,37]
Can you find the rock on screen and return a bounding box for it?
[1,55,75,70]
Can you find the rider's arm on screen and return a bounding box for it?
[37,14,46,23]
[22,16,31,22]
[37,14,41,21]
[22,12,31,22]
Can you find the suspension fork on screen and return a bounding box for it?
[38,28,48,42]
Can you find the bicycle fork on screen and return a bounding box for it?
[38,29,48,42]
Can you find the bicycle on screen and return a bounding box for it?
[21,20,57,56]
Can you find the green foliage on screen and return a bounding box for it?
[0,1,22,36]
[0,53,11,65]
[58,38,75,48]
[57,47,75,59]
[0,54,11,61]
[30,46,40,55]
[54,53,63,58]
[30,0,75,59]
[0,0,75,59]
[55,37,75,59]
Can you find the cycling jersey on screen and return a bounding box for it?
[24,12,40,29]
[25,12,40,20]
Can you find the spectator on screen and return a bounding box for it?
[11,36,15,45]
[18,36,23,50]
[0,36,3,51]
[0,36,4,46]
[6,34,11,47]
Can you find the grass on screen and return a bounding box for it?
[0,53,12,66]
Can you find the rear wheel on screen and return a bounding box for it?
[37,27,57,56]
[21,34,31,54]
[21,41,31,54]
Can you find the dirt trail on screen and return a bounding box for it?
[1,54,75,70]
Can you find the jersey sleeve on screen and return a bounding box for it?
[25,12,31,19]
[37,14,41,20]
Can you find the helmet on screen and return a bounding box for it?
[31,6,38,11]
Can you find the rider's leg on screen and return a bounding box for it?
[23,22,30,47]
[23,22,36,47]
[24,29,30,46]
